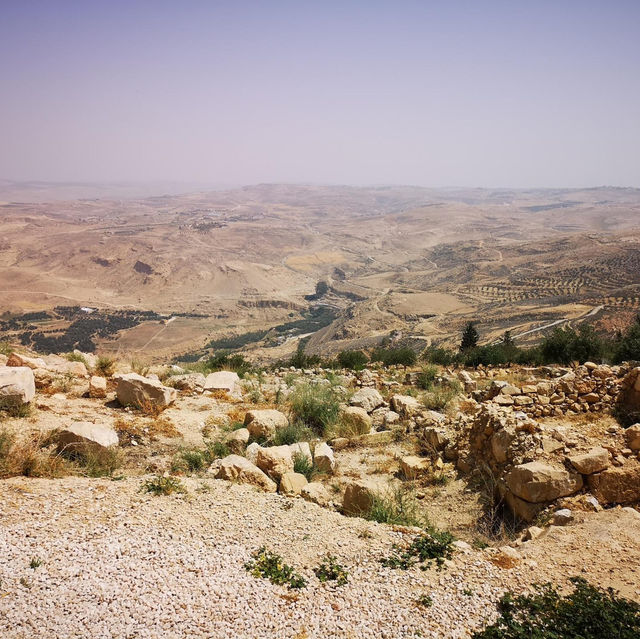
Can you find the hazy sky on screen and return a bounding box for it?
[2,1,639,188]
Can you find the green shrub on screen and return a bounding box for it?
[364,485,425,528]
[290,383,340,436]
[613,315,640,363]
[244,547,307,590]
[382,528,455,570]
[141,475,186,496]
[472,577,640,639]
[422,346,456,366]
[371,347,417,367]
[416,594,433,607]
[421,386,459,411]
[337,350,369,371]
[65,351,88,365]
[95,356,116,377]
[293,451,314,480]
[271,421,315,446]
[460,322,479,351]
[416,365,438,390]
[71,444,122,478]
[314,554,348,586]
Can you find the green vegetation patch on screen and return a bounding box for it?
[244,547,307,590]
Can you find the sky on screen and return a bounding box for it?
[1,0,639,188]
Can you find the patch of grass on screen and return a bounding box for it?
[290,383,340,436]
[141,475,187,496]
[472,577,640,639]
[293,452,314,480]
[364,485,426,528]
[0,401,32,419]
[65,351,88,366]
[271,421,315,446]
[430,473,451,486]
[421,385,460,412]
[29,557,42,570]
[245,547,307,590]
[416,365,438,390]
[172,440,230,474]
[130,359,150,376]
[0,429,68,479]
[382,528,455,570]
[95,355,116,377]
[0,341,14,356]
[416,594,433,608]
[314,554,348,586]
[69,444,123,478]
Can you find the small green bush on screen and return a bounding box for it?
[364,486,425,528]
[371,347,417,367]
[416,594,433,607]
[337,350,369,371]
[472,577,640,639]
[271,421,315,446]
[244,547,307,590]
[382,529,455,570]
[290,383,340,436]
[416,365,438,390]
[293,452,314,480]
[95,356,116,377]
[66,351,88,365]
[314,554,348,586]
[141,475,186,496]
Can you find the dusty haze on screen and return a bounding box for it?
[1,0,639,188]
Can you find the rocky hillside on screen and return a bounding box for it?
[1,347,639,638]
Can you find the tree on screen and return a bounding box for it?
[460,322,479,352]
[337,350,369,370]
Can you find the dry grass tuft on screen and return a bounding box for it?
[0,429,68,479]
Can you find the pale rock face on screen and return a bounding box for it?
[313,442,335,474]
[89,376,107,399]
[568,447,610,475]
[339,406,372,435]
[6,353,47,370]
[0,366,36,406]
[384,411,400,426]
[390,394,422,417]
[244,409,289,439]
[256,445,294,481]
[244,442,262,465]
[300,482,332,507]
[349,388,385,413]
[57,421,119,452]
[169,373,206,392]
[587,466,640,504]
[115,373,177,410]
[400,455,431,480]
[203,371,240,394]
[506,461,583,503]
[625,424,640,451]
[278,472,308,495]
[225,428,250,453]
[214,455,277,492]
[342,480,379,516]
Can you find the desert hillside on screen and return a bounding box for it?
[1,184,640,362]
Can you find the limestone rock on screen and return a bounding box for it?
[391,394,422,417]
[343,480,378,516]
[89,376,107,399]
[116,373,176,410]
[256,445,294,481]
[214,455,277,492]
[0,366,35,406]
[203,371,240,394]
[625,424,640,451]
[587,465,640,504]
[279,472,308,495]
[6,353,47,370]
[225,428,250,453]
[313,442,336,473]
[244,409,288,439]
[568,447,609,475]
[57,421,119,452]
[400,455,430,480]
[339,406,372,435]
[169,373,206,392]
[349,388,385,413]
[245,442,262,465]
[506,461,583,503]
[301,482,332,507]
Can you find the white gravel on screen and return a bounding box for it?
[0,477,511,638]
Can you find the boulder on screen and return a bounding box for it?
[313,442,336,473]
[342,479,380,516]
[339,406,372,435]
[587,465,640,504]
[349,388,385,413]
[391,394,422,417]
[625,424,640,451]
[245,442,262,465]
[279,472,308,495]
[384,411,400,426]
[6,353,46,370]
[353,430,393,446]
[89,376,107,399]
[400,455,431,480]
[115,373,177,410]
[422,427,449,451]
[301,482,333,507]
[169,373,206,392]
[568,447,610,475]
[0,366,35,406]
[214,455,277,492]
[225,428,250,453]
[256,445,294,481]
[244,409,288,439]
[503,489,544,522]
[491,428,515,463]
[57,422,119,452]
[506,462,583,503]
[203,371,240,394]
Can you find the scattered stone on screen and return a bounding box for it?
[390,394,422,417]
[300,482,332,507]
[506,462,583,503]
[57,421,119,452]
[0,366,35,406]
[349,388,384,413]
[89,376,107,399]
[339,406,372,435]
[400,455,430,480]
[279,472,308,495]
[115,373,177,410]
[568,447,609,475]
[203,371,240,394]
[214,455,276,492]
[225,428,250,453]
[552,509,573,525]
[244,409,288,439]
[313,442,336,474]
[587,465,640,504]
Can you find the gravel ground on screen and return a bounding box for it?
[0,476,517,639]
